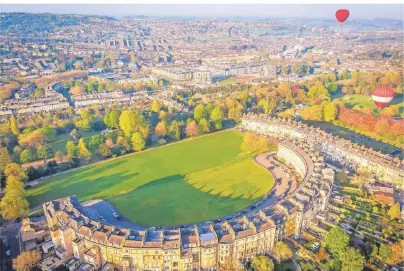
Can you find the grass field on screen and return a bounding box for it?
[27,130,274,226]
[335,94,404,117]
[218,78,238,85]
[50,130,99,153]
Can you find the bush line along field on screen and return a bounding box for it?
[27,130,274,226]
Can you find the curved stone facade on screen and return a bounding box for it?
[242,113,404,189]
[43,132,334,271]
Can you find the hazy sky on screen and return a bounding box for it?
[0,4,402,20]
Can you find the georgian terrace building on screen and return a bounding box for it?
[42,137,333,271]
[71,90,149,109]
[241,113,404,189]
[0,82,69,117]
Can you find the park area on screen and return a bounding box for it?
[26,130,274,226]
[335,94,404,117]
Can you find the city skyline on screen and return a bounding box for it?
[1,4,403,20]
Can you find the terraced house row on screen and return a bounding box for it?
[42,130,334,271]
[242,113,404,189]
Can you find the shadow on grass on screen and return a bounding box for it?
[108,173,269,226]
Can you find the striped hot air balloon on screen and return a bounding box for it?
[371,85,395,109]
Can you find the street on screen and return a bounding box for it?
[0,220,22,270]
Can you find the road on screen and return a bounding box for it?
[82,200,148,230]
[254,152,293,208]
[0,220,22,270]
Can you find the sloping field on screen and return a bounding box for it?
[27,130,274,226]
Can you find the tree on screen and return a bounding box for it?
[251,255,274,271]
[78,139,91,162]
[198,118,210,134]
[273,242,293,261]
[324,227,349,257]
[98,144,112,158]
[205,103,215,117]
[0,147,12,172]
[88,135,104,154]
[4,163,27,181]
[258,97,276,115]
[117,136,131,155]
[132,132,146,151]
[37,145,51,163]
[54,151,64,163]
[119,109,148,137]
[379,244,392,261]
[155,121,167,137]
[278,109,294,120]
[66,141,78,161]
[169,121,181,141]
[12,146,22,161]
[104,110,121,129]
[307,84,330,101]
[129,51,137,63]
[9,115,19,136]
[19,149,35,164]
[387,202,401,220]
[5,175,25,192]
[336,169,348,183]
[369,244,378,262]
[211,107,224,130]
[326,82,338,94]
[315,247,328,262]
[69,129,81,142]
[70,85,85,95]
[228,106,244,123]
[151,99,160,113]
[13,250,41,271]
[386,241,404,265]
[323,102,338,122]
[194,104,206,121]
[241,132,270,155]
[0,176,29,219]
[339,247,365,271]
[185,120,199,137]
[330,258,341,271]
[158,110,168,121]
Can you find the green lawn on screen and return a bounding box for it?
[50,130,99,153]
[335,94,404,117]
[218,78,237,85]
[27,130,274,226]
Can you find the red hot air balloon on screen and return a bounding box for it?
[371,85,395,109]
[335,9,350,24]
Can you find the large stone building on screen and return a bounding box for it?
[241,113,404,189]
[41,133,333,271]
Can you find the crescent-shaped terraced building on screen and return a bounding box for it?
[43,117,335,271]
